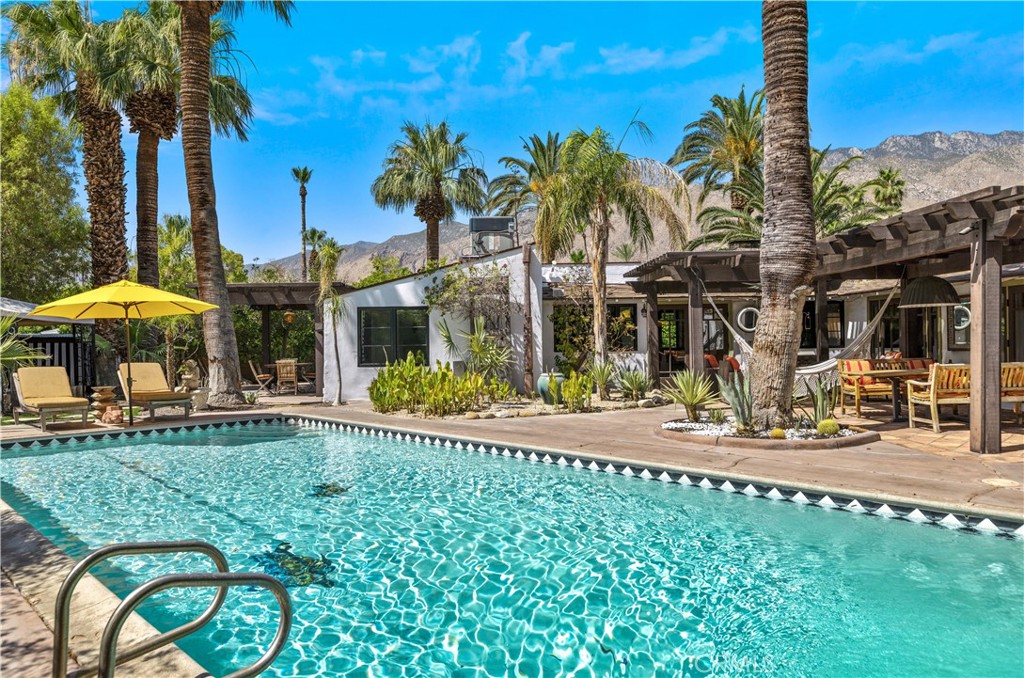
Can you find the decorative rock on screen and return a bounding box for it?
[494,410,516,419]
[622,401,639,409]
[638,399,656,408]
[100,406,124,424]
[465,412,480,420]
[479,412,496,420]
[518,410,538,418]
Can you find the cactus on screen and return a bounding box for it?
[769,427,787,440]
[817,418,841,436]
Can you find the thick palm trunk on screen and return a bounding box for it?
[135,128,160,287]
[425,218,440,265]
[179,1,244,406]
[749,0,817,429]
[300,186,308,281]
[77,78,127,342]
[590,212,610,365]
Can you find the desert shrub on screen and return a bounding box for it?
[369,353,513,416]
[717,372,754,434]
[663,370,716,421]
[588,361,615,400]
[561,371,593,413]
[708,408,727,425]
[617,369,652,401]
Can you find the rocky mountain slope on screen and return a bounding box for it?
[265,130,1023,282]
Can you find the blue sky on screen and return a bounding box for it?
[9,1,1024,264]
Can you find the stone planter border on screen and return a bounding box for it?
[657,422,880,450]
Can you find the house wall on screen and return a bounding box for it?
[323,248,542,402]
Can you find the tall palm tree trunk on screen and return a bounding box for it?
[77,77,128,342]
[749,0,817,428]
[425,218,440,264]
[135,128,161,287]
[300,185,308,281]
[590,211,610,365]
[179,0,244,406]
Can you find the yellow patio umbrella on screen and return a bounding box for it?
[28,280,218,426]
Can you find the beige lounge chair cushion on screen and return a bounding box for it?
[17,366,76,400]
[132,391,189,402]
[118,363,172,393]
[22,396,89,409]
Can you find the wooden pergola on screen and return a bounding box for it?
[222,282,354,396]
[627,185,1024,454]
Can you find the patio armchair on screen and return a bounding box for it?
[275,359,298,395]
[12,367,89,432]
[118,363,192,420]
[1001,362,1024,424]
[907,363,970,433]
[249,360,275,394]
[838,359,892,416]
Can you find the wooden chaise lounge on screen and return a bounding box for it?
[117,363,192,420]
[12,366,90,432]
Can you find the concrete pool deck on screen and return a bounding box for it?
[2,403,1021,674]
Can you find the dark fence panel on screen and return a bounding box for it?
[20,331,95,394]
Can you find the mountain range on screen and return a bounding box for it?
[264,130,1024,282]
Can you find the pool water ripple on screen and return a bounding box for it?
[2,425,1022,677]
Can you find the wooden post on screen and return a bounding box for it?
[314,303,324,398]
[969,228,1002,454]
[815,277,829,362]
[646,284,660,383]
[687,270,704,376]
[261,308,271,368]
[521,244,534,394]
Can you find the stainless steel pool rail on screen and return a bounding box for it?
[97,572,292,678]
[52,540,291,678]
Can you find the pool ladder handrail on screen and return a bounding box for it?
[52,540,292,678]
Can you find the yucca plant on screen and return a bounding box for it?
[588,361,615,400]
[617,368,652,401]
[717,372,754,434]
[663,370,716,421]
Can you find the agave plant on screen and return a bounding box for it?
[663,370,717,421]
[717,372,754,434]
[438,316,511,380]
[617,368,653,401]
[795,375,839,425]
[588,361,616,400]
[0,316,48,370]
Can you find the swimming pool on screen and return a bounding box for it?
[2,421,1022,677]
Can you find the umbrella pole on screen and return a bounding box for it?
[124,313,134,427]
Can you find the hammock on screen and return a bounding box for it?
[698,277,901,382]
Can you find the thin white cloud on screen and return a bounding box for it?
[503,32,575,83]
[815,31,992,78]
[585,26,756,75]
[351,48,387,67]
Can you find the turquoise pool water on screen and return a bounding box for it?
[2,424,1022,677]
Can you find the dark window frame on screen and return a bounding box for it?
[357,306,429,367]
[608,303,639,351]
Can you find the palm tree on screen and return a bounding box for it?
[612,243,637,261]
[291,166,314,281]
[317,240,346,406]
[540,119,687,364]
[3,2,128,303]
[305,228,329,279]
[488,132,569,261]
[874,166,905,211]
[669,86,765,211]
[118,2,252,288]
[371,121,488,265]
[690,148,890,248]
[176,0,293,406]
[748,0,816,429]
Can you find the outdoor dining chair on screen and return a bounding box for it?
[249,360,275,394]
[276,359,299,395]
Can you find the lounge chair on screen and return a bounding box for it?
[118,363,192,420]
[12,367,90,432]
